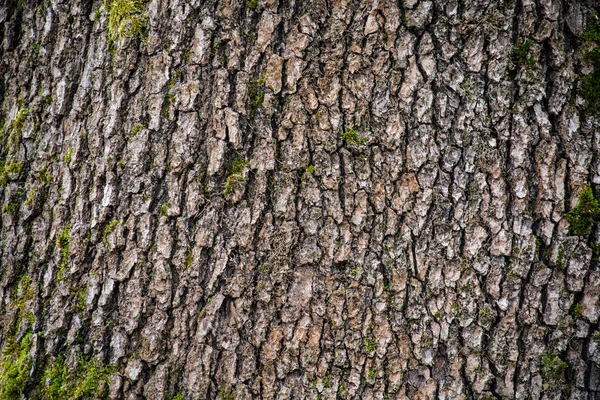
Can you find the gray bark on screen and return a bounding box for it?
[1,0,600,398]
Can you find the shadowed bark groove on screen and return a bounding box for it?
[2,0,600,398]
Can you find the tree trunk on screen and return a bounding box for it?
[2,0,600,398]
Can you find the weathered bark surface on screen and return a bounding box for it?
[2,0,600,398]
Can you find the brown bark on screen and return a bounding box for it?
[1,0,600,398]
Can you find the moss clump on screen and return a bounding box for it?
[363,337,376,353]
[185,249,193,269]
[341,128,366,146]
[541,353,568,381]
[246,0,258,10]
[580,23,600,113]
[38,165,53,184]
[223,157,248,197]
[10,107,30,136]
[248,75,265,118]
[512,38,534,67]
[64,148,73,165]
[159,202,169,217]
[2,202,19,216]
[566,186,600,236]
[9,275,36,336]
[302,165,315,181]
[103,220,121,247]
[69,285,87,313]
[323,372,332,387]
[129,124,145,138]
[41,356,112,399]
[14,276,35,313]
[0,161,22,187]
[220,387,234,400]
[106,0,147,45]
[4,98,30,152]
[24,188,36,207]
[0,332,34,400]
[56,227,71,279]
[555,247,565,269]
[367,368,375,380]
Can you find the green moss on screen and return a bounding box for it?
[478,307,494,325]
[129,124,145,138]
[70,286,87,313]
[248,74,266,118]
[185,249,193,269]
[103,220,121,247]
[159,202,169,217]
[246,0,258,10]
[41,356,69,399]
[57,228,71,254]
[6,276,36,338]
[457,282,471,292]
[223,157,248,197]
[4,275,35,339]
[367,368,375,380]
[580,23,600,113]
[460,77,474,101]
[363,338,376,353]
[592,242,600,262]
[0,161,22,187]
[167,75,176,91]
[15,276,34,313]
[302,165,315,182]
[555,247,565,269]
[106,0,147,46]
[220,387,234,400]
[56,227,71,280]
[2,200,18,215]
[38,166,53,184]
[0,332,34,400]
[64,147,73,165]
[23,188,36,207]
[541,353,568,381]
[10,107,30,136]
[566,186,600,236]
[573,303,583,318]
[323,372,332,388]
[341,128,366,146]
[41,355,112,399]
[183,49,191,63]
[161,89,176,118]
[512,38,535,68]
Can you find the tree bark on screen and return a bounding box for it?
[1,0,600,398]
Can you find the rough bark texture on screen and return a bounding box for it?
[2,0,600,398]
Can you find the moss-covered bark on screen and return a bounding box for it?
[2,0,600,398]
